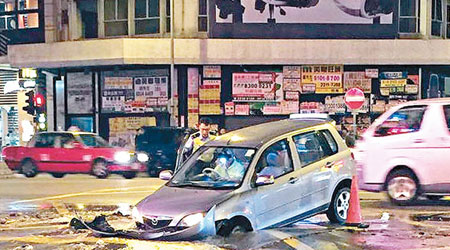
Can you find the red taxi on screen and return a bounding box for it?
[2,132,147,179]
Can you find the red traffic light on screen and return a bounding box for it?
[34,93,45,108]
[23,90,35,115]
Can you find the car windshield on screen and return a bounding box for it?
[170,147,256,189]
[78,134,111,147]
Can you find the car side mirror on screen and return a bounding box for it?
[159,170,173,181]
[255,175,275,186]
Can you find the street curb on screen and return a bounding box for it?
[0,161,14,179]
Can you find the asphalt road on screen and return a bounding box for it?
[1,174,450,250]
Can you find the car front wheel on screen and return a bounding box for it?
[92,159,109,179]
[386,169,419,205]
[217,218,251,237]
[122,172,137,179]
[20,159,38,178]
[51,173,65,178]
[327,186,351,224]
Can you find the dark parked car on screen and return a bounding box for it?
[135,127,192,177]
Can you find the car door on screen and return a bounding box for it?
[32,133,59,172]
[292,131,334,210]
[57,133,91,173]
[253,138,302,229]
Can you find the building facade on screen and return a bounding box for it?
[4,0,450,148]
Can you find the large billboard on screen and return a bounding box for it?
[210,0,398,38]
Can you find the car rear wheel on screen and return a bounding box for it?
[51,173,65,178]
[20,159,38,178]
[122,172,137,179]
[327,186,351,224]
[92,159,109,179]
[386,169,419,205]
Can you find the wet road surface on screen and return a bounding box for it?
[1,174,450,250]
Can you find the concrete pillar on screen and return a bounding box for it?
[44,0,57,42]
[420,0,431,37]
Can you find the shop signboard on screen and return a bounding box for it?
[344,72,372,93]
[283,66,302,78]
[235,104,250,115]
[232,72,282,102]
[301,84,316,93]
[324,95,346,114]
[134,76,168,100]
[203,66,221,78]
[380,79,407,87]
[405,84,419,94]
[281,101,299,114]
[301,65,343,93]
[365,69,379,78]
[67,72,93,114]
[283,78,301,91]
[379,72,408,79]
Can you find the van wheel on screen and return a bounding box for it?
[217,218,251,237]
[51,173,65,178]
[20,159,38,178]
[92,159,109,179]
[386,169,418,205]
[327,187,351,224]
[122,172,137,179]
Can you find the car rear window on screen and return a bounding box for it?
[444,105,450,132]
[319,130,338,154]
[374,105,427,137]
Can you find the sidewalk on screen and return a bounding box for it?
[0,161,13,179]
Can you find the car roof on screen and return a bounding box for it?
[404,98,450,105]
[207,119,328,148]
[37,131,96,136]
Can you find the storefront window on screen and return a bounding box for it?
[447,0,450,38]
[135,0,159,34]
[18,12,38,28]
[432,0,443,36]
[0,0,40,30]
[198,0,207,32]
[399,0,419,33]
[0,0,15,11]
[104,0,128,36]
[166,0,170,32]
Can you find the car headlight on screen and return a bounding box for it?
[132,207,143,224]
[114,151,131,164]
[178,212,205,227]
[137,152,149,163]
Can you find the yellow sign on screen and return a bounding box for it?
[19,68,37,79]
[380,79,407,87]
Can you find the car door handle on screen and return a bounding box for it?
[289,177,299,184]
[325,161,335,168]
[413,139,424,143]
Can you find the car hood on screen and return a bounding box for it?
[136,185,233,218]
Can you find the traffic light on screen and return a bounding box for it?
[23,90,35,115]
[36,113,47,131]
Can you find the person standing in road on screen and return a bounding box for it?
[184,118,216,157]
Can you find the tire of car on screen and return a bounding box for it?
[122,172,137,179]
[92,159,109,179]
[217,218,251,237]
[51,173,65,178]
[20,159,38,178]
[386,169,419,206]
[327,186,351,224]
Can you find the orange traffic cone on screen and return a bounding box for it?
[345,174,369,228]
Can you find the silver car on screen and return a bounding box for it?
[132,118,354,240]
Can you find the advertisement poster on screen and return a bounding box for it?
[301,65,343,93]
[187,68,199,128]
[285,91,300,101]
[235,104,250,115]
[283,66,302,78]
[232,72,283,102]
[324,95,346,114]
[109,117,156,149]
[263,103,282,115]
[102,77,133,113]
[199,80,221,115]
[283,78,301,92]
[365,69,379,78]
[67,72,93,114]
[225,102,235,116]
[281,101,299,114]
[134,76,168,100]
[344,72,372,93]
[212,0,396,39]
[203,66,221,78]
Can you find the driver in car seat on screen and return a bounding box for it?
[213,151,245,182]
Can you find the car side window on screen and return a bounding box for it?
[34,134,56,148]
[374,105,427,137]
[255,139,293,179]
[443,105,450,132]
[60,134,77,148]
[319,130,338,154]
[293,132,327,167]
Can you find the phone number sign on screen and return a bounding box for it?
[302,72,343,93]
[232,73,276,101]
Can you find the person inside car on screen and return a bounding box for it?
[213,151,245,182]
